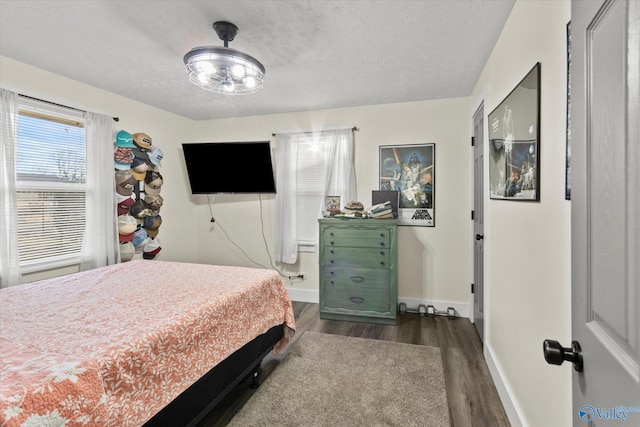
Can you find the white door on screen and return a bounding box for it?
[473,104,485,341]
[545,0,640,424]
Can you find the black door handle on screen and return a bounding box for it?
[475,234,484,241]
[543,339,583,372]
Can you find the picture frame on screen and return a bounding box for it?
[379,143,435,226]
[325,196,340,216]
[489,62,541,201]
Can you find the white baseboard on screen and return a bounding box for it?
[286,287,319,303]
[285,289,470,319]
[485,344,524,427]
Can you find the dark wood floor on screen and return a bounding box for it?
[199,302,511,427]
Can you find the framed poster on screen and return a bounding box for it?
[379,144,435,226]
[489,62,541,201]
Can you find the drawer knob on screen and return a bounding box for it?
[380,251,385,256]
[380,242,385,247]
[350,276,364,283]
[349,297,364,304]
[330,259,335,264]
[330,241,334,245]
[330,271,335,275]
[380,233,384,237]
[330,232,334,236]
[330,280,335,285]
[330,249,334,254]
[380,261,385,266]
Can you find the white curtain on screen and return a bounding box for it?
[274,128,357,264]
[0,88,22,288]
[274,133,299,264]
[80,112,119,270]
[321,128,357,211]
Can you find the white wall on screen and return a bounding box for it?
[187,98,472,311]
[469,1,572,425]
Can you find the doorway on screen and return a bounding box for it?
[472,103,485,341]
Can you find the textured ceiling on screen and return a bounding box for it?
[0,0,515,121]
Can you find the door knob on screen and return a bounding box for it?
[543,339,583,372]
[475,234,484,241]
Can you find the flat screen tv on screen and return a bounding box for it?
[182,141,276,194]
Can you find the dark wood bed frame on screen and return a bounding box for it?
[143,323,285,426]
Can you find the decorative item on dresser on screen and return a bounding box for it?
[318,218,398,325]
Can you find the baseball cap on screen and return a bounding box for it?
[119,242,135,262]
[131,157,149,180]
[145,185,161,196]
[117,196,135,215]
[115,130,135,148]
[143,215,162,238]
[144,170,163,189]
[119,232,133,243]
[132,227,149,250]
[144,194,163,213]
[143,238,162,260]
[114,147,133,171]
[148,147,163,167]
[115,170,136,196]
[114,161,131,171]
[343,201,365,214]
[133,132,152,150]
[132,147,150,161]
[143,214,162,230]
[118,214,138,235]
[114,147,133,163]
[130,199,150,220]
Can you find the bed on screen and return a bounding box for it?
[0,260,295,426]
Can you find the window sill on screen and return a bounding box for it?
[20,254,82,274]
[298,243,317,253]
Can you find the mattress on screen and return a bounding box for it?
[0,260,295,426]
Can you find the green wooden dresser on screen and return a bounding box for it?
[318,218,397,325]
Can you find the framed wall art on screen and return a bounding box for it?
[489,62,541,201]
[379,143,435,226]
[325,196,340,216]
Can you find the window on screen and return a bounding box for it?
[274,128,356,264]
[295,135,329,251]
[15,99,86,272]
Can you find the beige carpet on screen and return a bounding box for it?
[227,331,451,426]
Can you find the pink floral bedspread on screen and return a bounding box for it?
[0,260,295,426]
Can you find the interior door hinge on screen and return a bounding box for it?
[471,283,475,294]
[471,136,475,147]
[471,210,475,220]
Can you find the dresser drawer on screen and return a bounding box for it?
[323,267,390,289]
[324,285,390,313]
[319,218,397,324]
[323,228,391,248]
[323,247,391,269]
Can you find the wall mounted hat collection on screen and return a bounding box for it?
[114,130,164,262]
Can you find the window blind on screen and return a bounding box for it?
[296,137,327,245]
[15,100,86,267]
[16,112,86,183]
[16,191,86,262]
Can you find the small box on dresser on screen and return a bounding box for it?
[318,218,398,325]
